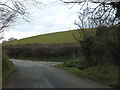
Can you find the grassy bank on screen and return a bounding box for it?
[55,64,119,88]
[2,54,15,86]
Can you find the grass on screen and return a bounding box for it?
[4,29,95,45]
[55,64,119,88]
[2,54,15,86]
[4,30,79,45]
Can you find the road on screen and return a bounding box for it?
[4,59,110,88]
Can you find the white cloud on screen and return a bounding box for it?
[3,29,40,40]
[2,0,80,41]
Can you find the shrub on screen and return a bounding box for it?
[63,60,77,67]
[3,44,79,61]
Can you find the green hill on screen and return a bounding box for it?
[5,30,81,45]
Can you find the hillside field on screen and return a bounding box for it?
[4,30,81,45]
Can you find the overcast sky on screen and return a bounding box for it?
[2,0,82,41]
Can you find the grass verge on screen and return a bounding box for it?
[55,64,119,88]
[2,54,15,86]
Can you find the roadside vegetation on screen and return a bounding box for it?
[2,54,15,86]
[55,26,119,88]
[3,43,79,62]
[56,62,119,87]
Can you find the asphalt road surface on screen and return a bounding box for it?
[4,59,110,88]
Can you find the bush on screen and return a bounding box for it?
[63,60,77,67]
[2,44,79,61]
[79,26,119,67]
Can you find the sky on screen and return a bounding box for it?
[1,0,119,42]
[2,0,81,41]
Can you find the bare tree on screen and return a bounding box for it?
[62,0,120,68]
[72,10,95,68]
[0,0,44,39]
[0,0,27,32]
[61,0,120,27]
